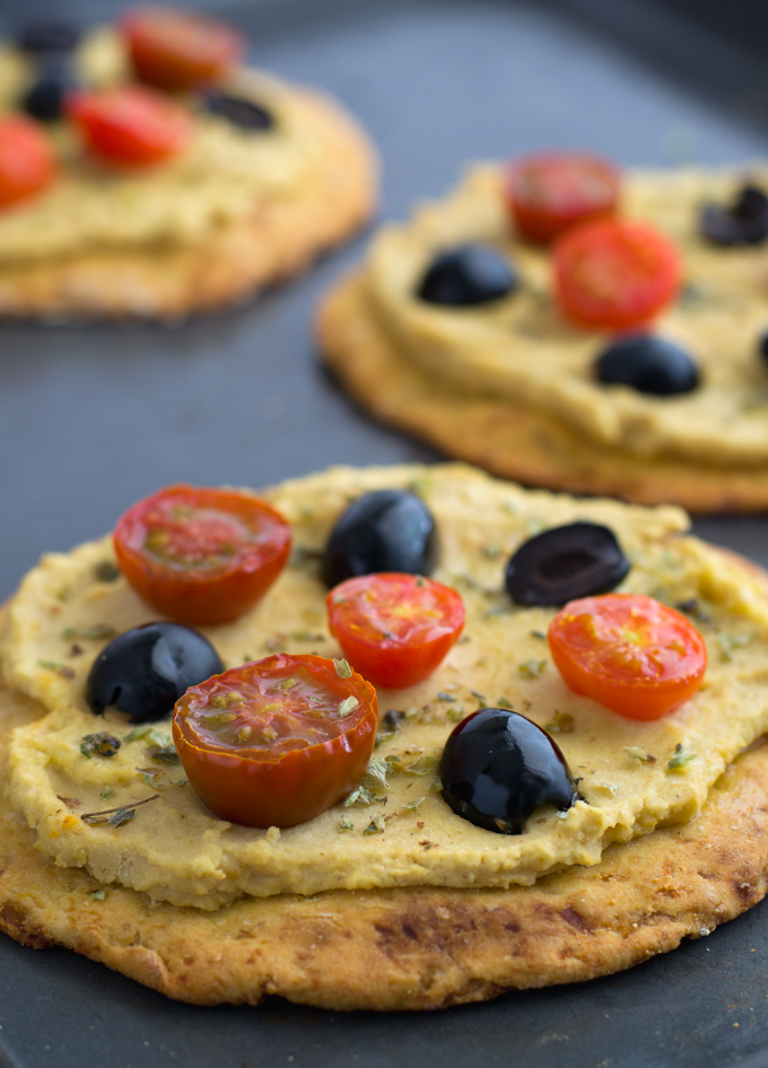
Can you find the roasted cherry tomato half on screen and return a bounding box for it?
[173,653,378,827]
[326,572,465,689]
[553,218,681,331]
[114,484,292,625]
[122,7,244,91]
[548,593,707,721]
[0,116,56,209]
[67,85,191,167]
[504,152,620,244]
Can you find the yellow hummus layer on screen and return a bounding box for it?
[5,464,768,908]
[367,165,768,467]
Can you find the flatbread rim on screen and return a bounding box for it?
[2,543,768,1012]
[317,273,768,514]
[0,89,377,320]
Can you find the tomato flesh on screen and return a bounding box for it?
[114,484,292,625]
[327,572,465,689]
[122,7,244,91]
[548,593,707,720]
[553,218,681,330]
[173,653,378,827]
[67,85,191,167]
[0,116,56,209]
[504,152,620,244]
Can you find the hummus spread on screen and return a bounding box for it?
[0,30,326,263]
[366,165,768,467]
[4,464,768,909]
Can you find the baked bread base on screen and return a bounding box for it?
[2,672,768,1010]
[318,275,768,514]
[0,92,377,320]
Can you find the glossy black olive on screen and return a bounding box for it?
[440,708,578,834]
[594,335,700,396]
[758,330,768,365]
[417,244,518,306]
[505,521,630,607]
[700,184,768,246]
[21,63,76,122]
[321,490,437,588]
[86,622,224,724]
[18,21,81,54]
[203,91,275,130]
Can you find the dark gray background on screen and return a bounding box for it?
[2,1,768,1065]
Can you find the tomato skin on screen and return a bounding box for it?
[0,116,56,208]
[122,7,244,91]
[173,654,378,827]
[114,484,291,625]
[327,572,465,689]
[67,85,191,167]
[553,218,681,331]
[504,152,620,244]
[548,593,707,720]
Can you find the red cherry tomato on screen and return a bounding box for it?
[122,7,244,91]
[0,116,56,209]
[67,85,191,167]
[548,593,707,721]
[504,152,620,244]
[114,484,292,625]
[553,217,681,331]
[326,573,465,689]
[173,653,378,827]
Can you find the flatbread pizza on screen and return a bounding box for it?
[319,157,768,512]
[0,9,377,319]
[2,463,768,1009]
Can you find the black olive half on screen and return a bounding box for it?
[700,184,768,246]
[440,708,578,834]
[18,21,81,54]
[203,91,274,131]
[417,244,519,306]
[505,521,630,607]
[21,61,77,122]
[86,622,224,724]
[595,335,699,396]
[321,489,437,588]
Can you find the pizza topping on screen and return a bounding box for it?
[18,21,81,54]
[122,7,244,91]
[67,85,192,167]
[113,484,292,625]
[327,572,465,688]
[0,116,56,209]
[439,708,578,834]
[504,152,620,243]
[86,622,224,723]
[505,522,630,607]
[22,63,77,123]
[553,217,681,330]
[595,335,700,396]
[203,91,274,131]
[321,490,437,588]
[548,594,707,720]
[700,184,768,246]
[417,245,518,306]
[172,653,378,827]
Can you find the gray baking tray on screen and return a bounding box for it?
[2,0,768,1064]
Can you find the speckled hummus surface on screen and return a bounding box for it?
[5,464,768,909]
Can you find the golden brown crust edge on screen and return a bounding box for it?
[0,92,378,320]
[1,567,768,1014]
[317,274,768,514]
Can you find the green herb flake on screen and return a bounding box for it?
[38,659,75,679]
[717,632,753,662]
[363,814,386,835]
[81,793,160,826]
[437,691,455,702]
[623,746,656,765]
[100,785,116,800]
[363,756,393,791]
[337,696,359,718]
[109,808,136,828]
[497,696,513,709]
[80,732,122,759]
[171,778,188,788]
[81,623,117,641]
[337,817,355,833]
[401,796,425,814]
[333,658,352,679]
[90,890,106,901]
[544,710,574,734]
[289,630,325,642]
[667,743,696,772]
[519,659,547,679]
[445,708,463,722]
[482,544,502,559]
[123,725,152,744]
[428,775,443,793]
[149,744,180,764]
[343,785,375,807]
[93,561,120,583]
[61,625,78,640]
[530,630,547,640]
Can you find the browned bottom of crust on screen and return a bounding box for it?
[317,274,768,513]
[0,93,377,320]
